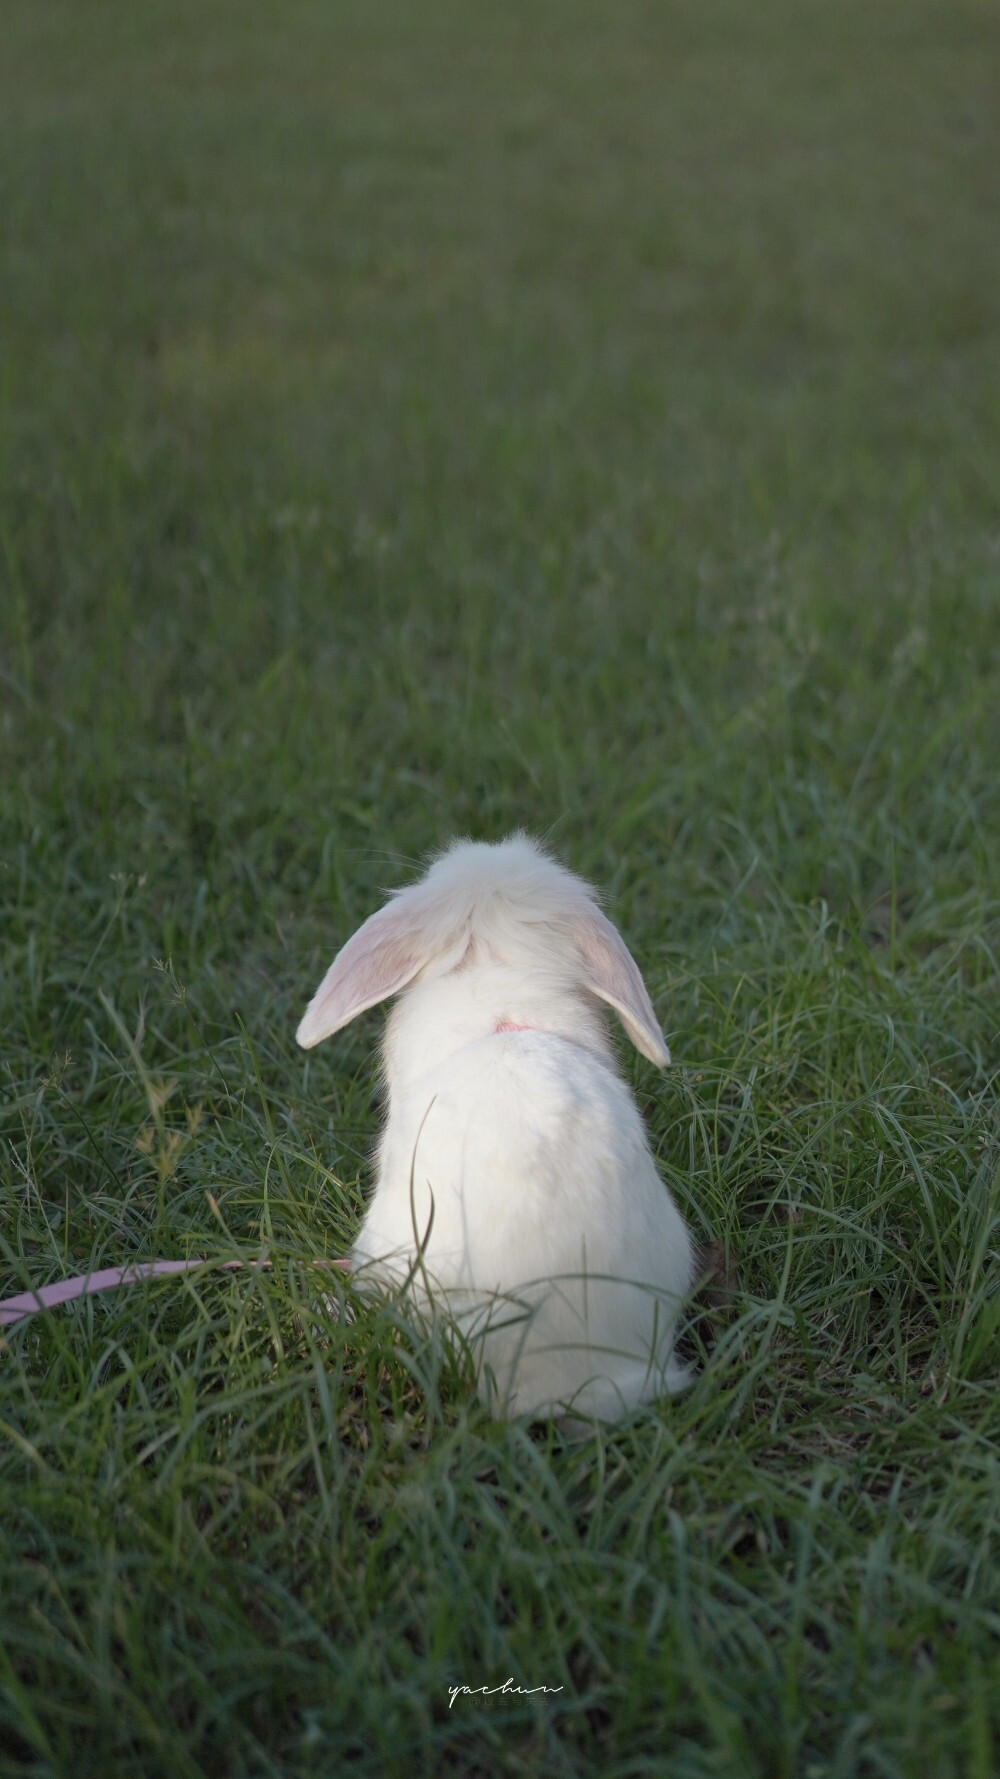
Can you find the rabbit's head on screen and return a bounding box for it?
[297,835,670,1074]
[296,833,669,1070]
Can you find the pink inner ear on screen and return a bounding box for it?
[575,908,670,1067]
[296,902,427,1048]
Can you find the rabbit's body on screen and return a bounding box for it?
[298,835,696,1422]
[361,1023,693,1417]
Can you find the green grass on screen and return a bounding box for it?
[2,0,999,1773]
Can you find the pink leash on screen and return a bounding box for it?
[0,1255,351,1331]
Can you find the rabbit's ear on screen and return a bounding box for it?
[296,896,453,1048]
[575,907,671,1068]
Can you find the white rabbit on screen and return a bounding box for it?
[296,834,695,1422]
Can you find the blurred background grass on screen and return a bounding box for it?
[1,2,999,1774]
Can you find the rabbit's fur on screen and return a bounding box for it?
[297,834,695,1422]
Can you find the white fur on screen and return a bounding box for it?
[297,834,695,1421]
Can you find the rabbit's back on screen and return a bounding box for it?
[358,1031,691,1299]
[356,1031,694,1416]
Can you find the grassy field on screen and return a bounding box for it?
[2,1,999,1773]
